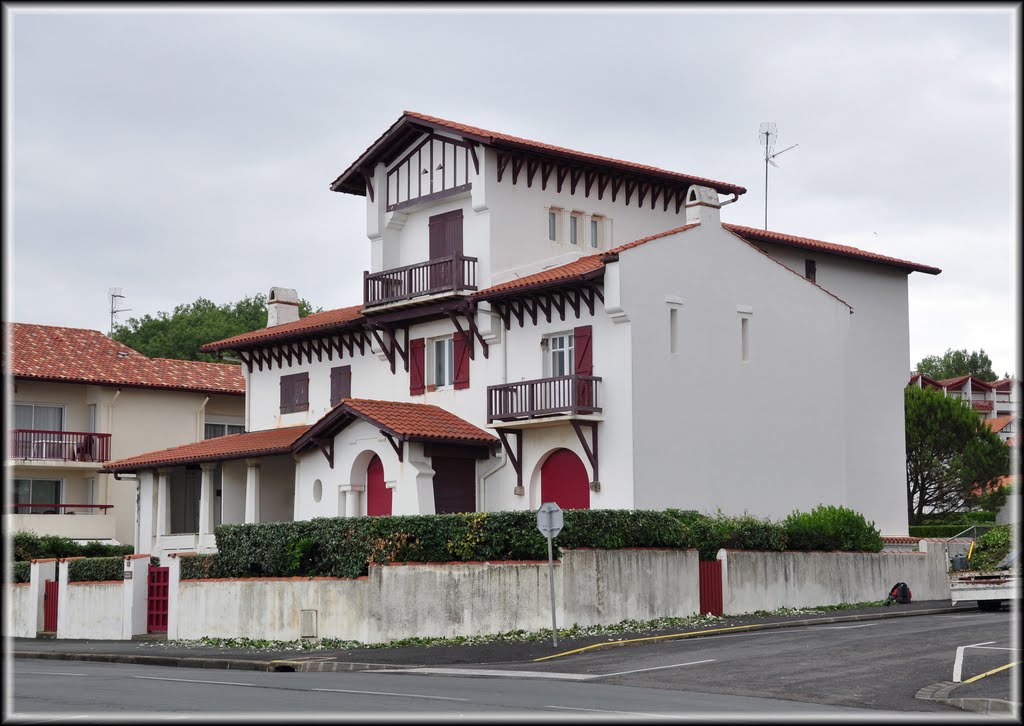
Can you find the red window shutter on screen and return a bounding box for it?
[573,325,593,376]
[453,331,470,390]
[410,338,425,395]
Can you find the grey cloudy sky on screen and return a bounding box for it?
[6,5,1019,376]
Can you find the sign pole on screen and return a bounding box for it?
[546,509,558,648]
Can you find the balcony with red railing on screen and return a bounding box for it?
[971,400,994,412]
[487,374,602,424]
[363,255,478,308]
[9,430,111,463]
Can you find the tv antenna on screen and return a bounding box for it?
[108,288,131,335]
[759,122,798,230]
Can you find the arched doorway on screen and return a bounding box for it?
[366,454,391,516]
[540,449,590,510]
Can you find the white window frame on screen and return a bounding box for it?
[14,403,65,431]
[569,213,581,245]
[590,215,605,249]
[430,336,455,388]
[542,332,575,378]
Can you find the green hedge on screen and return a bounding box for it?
[919,511,996,525]
[9,562,30,584]
[67,557,125,583]
[908,524,1000,539]
[970,525,1015,571]
[13,531,133,561]
[180,554,224,580]
[784,505,883,552]
[668,510,786,560]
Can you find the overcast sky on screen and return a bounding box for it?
[6,5,1019,377]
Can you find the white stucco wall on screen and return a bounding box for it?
[6,584,34,637]
[622,222,852,521]
[58,582,124,640]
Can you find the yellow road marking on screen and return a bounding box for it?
[533,623,767,662]
[961,660,1021,684]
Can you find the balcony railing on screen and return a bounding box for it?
[9,430,111,462]
[487,374,602,423]
[971,400,994,411]
[364,255,478,307]
[5,503,113,514]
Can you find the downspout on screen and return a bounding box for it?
[107,389,121,533]
[718,192,740,208]
[196,396,210,440]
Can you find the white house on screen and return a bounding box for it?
[7,323,245,546]
[101,111,941,558]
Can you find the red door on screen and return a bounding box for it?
[699,560,723,616]
[148,565,170,633]
[43,579,59,632]
[366,454,392,516]
[540,449,590,510]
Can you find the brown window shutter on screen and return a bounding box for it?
[280,372,309,414]
[453,331,470,390]
[410,338,425,395]
[331,365,351,407]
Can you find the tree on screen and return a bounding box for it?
[905,385,1010,525]
[112,294,319,363]
[914,348,1001,382]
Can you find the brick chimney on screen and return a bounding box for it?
[266,287,300,327]
[684,185,721,226]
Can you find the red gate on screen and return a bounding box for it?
[43,579,59,632]
[147,565,169,633]
[698,560,723,616]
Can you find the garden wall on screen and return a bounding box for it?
[6,584,34,638]
[58,582,123,640]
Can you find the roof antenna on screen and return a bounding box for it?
[108,288,131,336]
[759,122,798,230]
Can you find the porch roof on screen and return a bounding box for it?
[294,398,498,451]
[99,425,310,472]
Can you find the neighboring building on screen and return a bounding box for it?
[6,323,245,546]
[102,111,940,559]
[909,373,1020,422]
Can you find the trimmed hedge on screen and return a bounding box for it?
[68,557,125,583]
[180,554,224,580]
[13,531,133,561]
[668,510,786,560]
[919,511,996,525]
[784,505,883,552]
[9,562,30,584]
[908,524,1000,539]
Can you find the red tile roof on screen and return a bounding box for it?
[936,375,995,391]
[9,323,244,395]
[345,398,496,443]
[723,224,941,275]
[200,305,365,352]
[100,426,310,472]
[331,111,747,197]
[985,415,1017,434]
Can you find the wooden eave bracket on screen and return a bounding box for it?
[312,435,335,469]
[367,326,409,374]
[496,428,524,495]
[382,432,404,463]
[570,420,600,491]
[449,308,490,360]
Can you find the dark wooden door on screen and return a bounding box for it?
[428,210,463,290]
[431,456,476,513]
[148,565,170,633]
[43,579,59,632]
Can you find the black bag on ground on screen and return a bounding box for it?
[885,581,912,605]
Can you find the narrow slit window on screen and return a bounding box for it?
[740,317,750,362]
[569,214,580,245]
[548,211,558,241]
[669,306,679,354]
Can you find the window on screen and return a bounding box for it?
[433,337,455,387]
[331,365,352,406]
[14,403,63,431]
[545,333,575,377]
[280,372,309,414]
[14,478,61,514]
[669,306,679,354]
[548,210,558,241]
[569,214,580,245]
[204,423,246,439]
[590,217,605,249]
[740,317,750,362]
[805,259,817,283]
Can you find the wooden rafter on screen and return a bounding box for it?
[526,159,538,188]
[496,428,524,493]
[511,157,524,185]
[570,168,582,195]
[382,431,404,463]
[570,420,599,487]
[312,435,335,469]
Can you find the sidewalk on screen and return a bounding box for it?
[11,600,1016,714]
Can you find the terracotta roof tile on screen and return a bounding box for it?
[985,415,1017,434]
[344,398,497,444]
[723,224,941,275]
[201,305,365,352]
[936,375,994,391]
[101,426,309,472]
[9,323,244,395]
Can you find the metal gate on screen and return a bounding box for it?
[147,565,169,633]
[698,560,723,616]
[43,579,59,632]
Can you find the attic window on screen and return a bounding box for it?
[805,259,817,283]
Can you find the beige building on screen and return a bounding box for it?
[6,323,245,547]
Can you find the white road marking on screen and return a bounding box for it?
[547,705,678,719]
[389,667,593,681]
[595,659,716,678]
[15,671,87,676]
[953,641,996,682]
[971,646,1019,651]
[311,688,467,701]
[132,676,255,687]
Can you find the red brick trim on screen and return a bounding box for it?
[30,558,58,564]
[123,554,152,560]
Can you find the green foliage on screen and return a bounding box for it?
[915,348,1000,382]
[67,557,125,583]
[112,293,320,362]
[969,525,1016,571]
[908,524,1000,539]
[666,510,785,560]
[905,385,1010,525]
[919,511,996,525]
[179,554,224,580]
[784,505,883,552]
[9,562,30,584]
[12,531,133,561]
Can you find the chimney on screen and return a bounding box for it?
[266,287,300,327]
[684,185,721,226]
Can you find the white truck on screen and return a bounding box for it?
[945,526,1019,611]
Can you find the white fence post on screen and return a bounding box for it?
[166,553,182,640]
[28,559,57,635]
[123,555,151,639]
[55,557,84,639]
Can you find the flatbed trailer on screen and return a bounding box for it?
[944,525,1018,611]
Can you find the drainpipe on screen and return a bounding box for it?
[106,389,121,523]
[718,192,740,208]
[196,396,210,440]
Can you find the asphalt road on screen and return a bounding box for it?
[9,610,1015,719]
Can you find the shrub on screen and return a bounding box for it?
[908,524,999,539]
[668,511,786,560]
[784,505,883,552]
[969,525,1015,571]
[8,562,30,584]
[12,531,133,560]
[67,557,125,583]
[919,511,996,525]
[179,554,224,580]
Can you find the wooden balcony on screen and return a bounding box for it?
[363,255,478,308]
[487,374,602,424]
[9,430,111,462]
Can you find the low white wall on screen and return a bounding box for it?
[59,582,124,639]
[6,584,35,637]
[176,577,369,642]
[719,547,951,615]
[6,514,117,541]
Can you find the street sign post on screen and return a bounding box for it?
[537,502,563,647]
